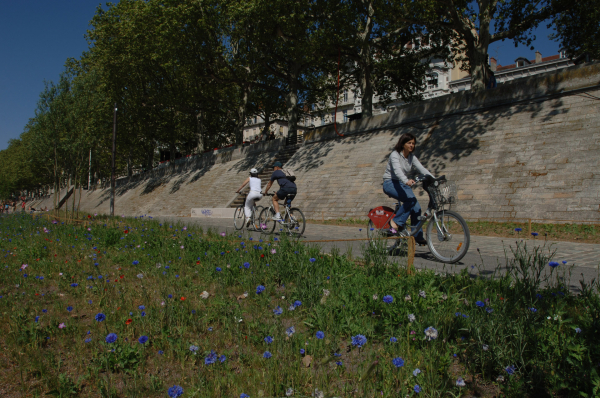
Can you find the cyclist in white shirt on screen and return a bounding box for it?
[235,168,263,226]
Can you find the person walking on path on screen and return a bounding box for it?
[262,161,297,221]
[235,168,264,227]
[382,132,434,244]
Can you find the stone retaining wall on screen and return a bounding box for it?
[71,140,284,216]
[287,62,600,222]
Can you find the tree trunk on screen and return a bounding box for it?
[358,0,375,117]
[286,64,300,141]
[147,147,154,171]
[469,4,492,92]
[196,111,205,153]
[127,152,132,177]
[235,85,250,145]
[262,112,271,140]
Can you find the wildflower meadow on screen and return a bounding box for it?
[0,213,598,397]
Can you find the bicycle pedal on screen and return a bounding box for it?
[417,216,427,221]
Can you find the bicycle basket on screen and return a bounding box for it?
[430,180,458,205]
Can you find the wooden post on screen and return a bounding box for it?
[407,236,416,275]
[528,219,532,236]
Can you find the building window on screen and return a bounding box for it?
[559,49,567,59]
[343,110,348,122]
[331,112,335,123]
[427,73,438,89]
[343,90,348,102]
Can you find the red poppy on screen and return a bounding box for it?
[180,297,186,301]
[261,254,265,258]
[65,260,68,264]
[500,297,504,301]
[119,275,124,279]
[35,293,39,296]
[114,279,118,282]
[117,307,121,310]
[196,261,200,265]
[124,230,129,234]
[87,215,91,219]
[126,319,132,325]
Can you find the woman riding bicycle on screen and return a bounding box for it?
[383,132,433,245]
[235,168,263,227]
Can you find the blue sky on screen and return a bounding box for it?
[0,2,562,151]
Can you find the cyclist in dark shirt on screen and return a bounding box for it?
[262,161,297,221]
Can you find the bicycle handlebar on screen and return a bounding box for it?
[415,174,446,184]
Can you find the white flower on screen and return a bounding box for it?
[441,293,448,300]
[482,344,489,351]
[547,316,551,320]
[424,326,438,341]
[281,296,285,299]
[286,387,294,396]
[288,305,296,311]
[419,290,426,298]
[161,301,165,306]
[372,294,378,300]
[496,375,505,382]
[456,378,466,387]
[312,389,324,398]
[242,292,248,298]
[404,294,412,301]
[136,273,143,279]
[322,289,330,297]
[200,291,210,299]
[408,314,416,322]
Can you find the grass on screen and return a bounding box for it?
[307,218,600,243]
[0,212,599,398]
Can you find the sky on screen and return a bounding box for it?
[0,2,562,151]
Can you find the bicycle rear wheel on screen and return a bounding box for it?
[233,206,245,230]
[426,210,470,263]
[258,207,276,234]
[285,208,305,237]
[367,220,406,254]
[249,206,264,230]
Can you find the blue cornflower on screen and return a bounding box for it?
[263,351,272,359]
[531,232,538,236]
[390,337,397,343]
[192,310,196,314]
[562,260,567,264]
[158,350,164,355]
[216,267,222,272]
[189,345,199,353]
[316,331,325,339]
[414,385,421,393]
[243,262,250,269]
[529,307,537,312]
[286,326,296,336]
[141,311,146,317]
[575,327,582,333]
[256,285,265,294]
[167,385,184,398]
[383,295,393,304]
[105,333,118,343]
[413,368,421,376]
[138,305,145,310]
[463,314,469,318]
[208,327,213,331]
[85,338,92,343]
[514,228,522,232]
[35,316,39,323]
[70,283,78,287]
[219,355,226,363]
[67,306,73,312]
[264,336,273,344]
[475,301,485,307]
[505,365,515,374]
[168,294,173,298]
[392,357,405,368]
[132,260,139,265]
[205,350,218,365]
[309,258,316,263]
[138,335,149,344]
[300,349,305,354]
[485,307,493,313]
[294,300,302,307]
[240,394,249,398]
[273,306,283,315]
[95,313,106,322]
[351,334,367,347]
[548,261,559,268]
[42,309,47,313]
[455,312,461,317]
[336,361,343,366]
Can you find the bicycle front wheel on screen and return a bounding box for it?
[233,206,245,230]
[258,207,276,234]
[285,208,305,237]
[426,210,470,263]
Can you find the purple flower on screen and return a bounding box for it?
[390,337,397,343]
[273,306,283,315]
[351,334,367,347]
[392,357,404,368]
[264,336,273,344]
[414,385,421,393]
[138,335,148,344]
[95,313,106,322]
[105,333,118,343]
[475,301,484,307]
[167,385,184,398]
[383,295,393,304]
[309,258,316,263]
[316,331,325,339]
[263,351,272,359]
[205,350,217,365]
[505,365,515,375]
[548,261,559,268]
[256,285,265,294]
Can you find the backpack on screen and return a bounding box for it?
[282,168,296,182]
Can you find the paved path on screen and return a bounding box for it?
[154,216,600,291]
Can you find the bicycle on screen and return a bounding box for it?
[367,175,470,263]
[258,193,306,237]
[233,193,264,231]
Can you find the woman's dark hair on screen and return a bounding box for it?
[394,133,417,153]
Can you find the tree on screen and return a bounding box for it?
[552,0,600,60]
[416,0,568,91]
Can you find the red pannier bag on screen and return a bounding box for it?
[367,206,395,229]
